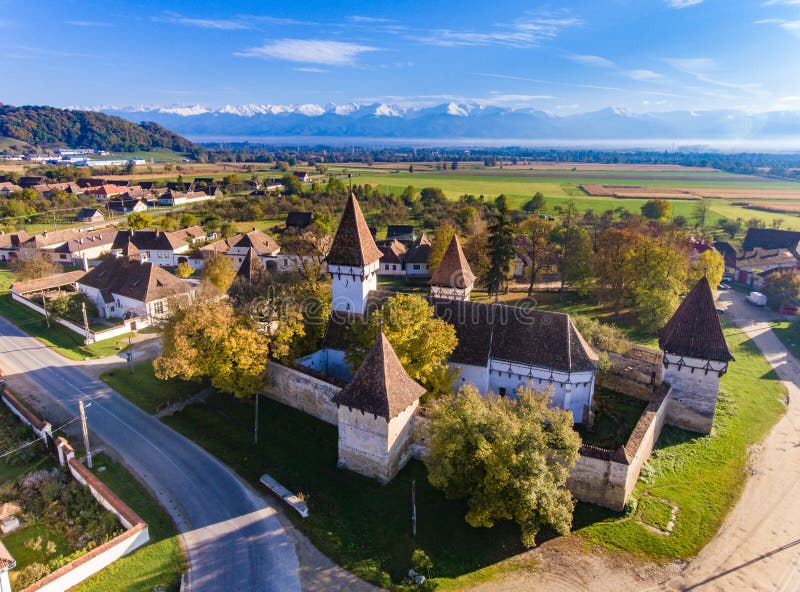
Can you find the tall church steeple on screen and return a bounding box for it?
[429,235,475,301]
[327,193,383,314]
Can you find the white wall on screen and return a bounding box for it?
[329,261,378,314]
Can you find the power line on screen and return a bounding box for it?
[0,409,87,459]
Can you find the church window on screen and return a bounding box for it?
[499,387,507,397]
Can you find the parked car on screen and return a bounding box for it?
[747,291,767,306]
[722,274,733,282]
[781,304,798,316]
[718,283,730,290]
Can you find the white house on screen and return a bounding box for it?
[110,229,192,268]
[77,256,194,324]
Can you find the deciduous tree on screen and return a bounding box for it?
[516,218,554,295]
[154,298,270,399]
[128,212,152,230]
[763,270,800,309]
[424,384,581,547]
[201,254,236,292]
[346,293,457,388]
[640,199,672,220]
[688,249,725,289]
[427,224,456,273]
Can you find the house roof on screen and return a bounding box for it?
[430,235,475,289]
[713,241,737,268]
[286,211,313,228]
[327,194,383,267]
[377,239,407,264]
[387,225,415,240]
[230,230,280,255]
[0,182,22,192]
[167,225,205,243]
[0,230,29,249]
[112,229,187,252]
[53,231,115,253]
[331,332,425,419]
[24,228,111,249]
[323,291,599,374]
[404,233,432,264]
[736,247,797,273]
[0,540,14,570]
[658,276,734,362]
[77,208,104,219]
[79,257,191,303]
[11,270,86,294]
[234,248,267,284]
[0,503,20,521]
[742,228,800,252]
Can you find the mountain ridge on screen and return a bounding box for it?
[75,102,800,143]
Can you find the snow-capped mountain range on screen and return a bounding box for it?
[69,102,800,144]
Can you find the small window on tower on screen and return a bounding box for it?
[499,387,507,398]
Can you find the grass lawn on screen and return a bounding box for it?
[70,453,185,592]
[0,404,53,482]
[771,319,800,361]
[638,497,673,532]
[577,387,648,450]
[3,523,71,587]
[0,268,133,360]
[101,361,205,415]
[156,391,527,588]
[576,322,786,558]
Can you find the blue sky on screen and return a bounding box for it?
[2,0,800,113]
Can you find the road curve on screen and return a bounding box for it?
[0,316,300,592]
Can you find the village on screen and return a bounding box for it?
[0,156,796,591]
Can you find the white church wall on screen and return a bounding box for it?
[329,261,379,313]
[663,353,726,434]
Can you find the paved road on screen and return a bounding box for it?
[0,316,301,592]
[675,290,800,591]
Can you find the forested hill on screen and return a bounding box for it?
[0,104,194,152]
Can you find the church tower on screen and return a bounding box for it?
[659,276,734,434]
[327,193,383,314]
[429,235,476,301]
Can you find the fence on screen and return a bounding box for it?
[11,292,134,343]
[0,388,151,592]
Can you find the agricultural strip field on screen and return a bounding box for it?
[329,165,800,229]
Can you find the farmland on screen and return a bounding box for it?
[328,163,800,229]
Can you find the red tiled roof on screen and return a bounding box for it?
[327,194,382,267]
[658,276,734,362]
[430,235,475,289]
[332,332,425,419]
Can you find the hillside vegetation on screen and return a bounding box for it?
[0,105,194,153]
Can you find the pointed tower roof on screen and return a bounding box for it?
[332,333,425,419]
[658,276,734,362]
[430,235,476,289]
[234,248,266,284]
[327,193,383,267]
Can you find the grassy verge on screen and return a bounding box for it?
[771,319,800,361]
[70,453,185,592]
[0,268,133,360]
[101,361,204,415]
[577,322,786,557]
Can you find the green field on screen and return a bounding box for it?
[331,165,800,230]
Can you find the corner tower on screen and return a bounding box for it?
[332,333,425,482]
[429,235,475,301]
[327,194,383,314]
[659,276,734,434]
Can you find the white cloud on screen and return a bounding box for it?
[568,54,615,67]
[756,18,800,36]
[65,20,111,27]
[154,13,249,30]
[236,39,379,66]
[488,93,557,102]
[625,69,664,81]
[664,57,761,93]
[666,0,703,7]
[412,13,583,48]
[763,0,800,5]
[346,16,392,23]
[295,67,328,73]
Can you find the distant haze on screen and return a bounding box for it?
[91,103,800,152]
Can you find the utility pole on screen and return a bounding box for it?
[42,293,50,328]
[411,479,417,537]
[79,400,92,469]
[254,393,259,445]
[81,302,91,345]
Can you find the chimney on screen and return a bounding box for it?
[82,254,89,271]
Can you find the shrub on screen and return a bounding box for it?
[15,562,49,588]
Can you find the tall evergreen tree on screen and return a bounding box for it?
[481,195,515,302]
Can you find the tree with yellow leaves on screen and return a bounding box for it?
[346,293,457,389]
